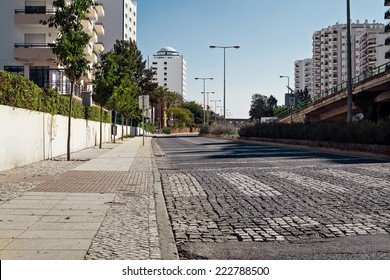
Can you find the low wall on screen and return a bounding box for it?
[0,104,138,171]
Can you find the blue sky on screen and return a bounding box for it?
[137,0,387,118]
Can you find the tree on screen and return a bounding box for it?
[41,0,93,160]
[93,51,118,148]
[165,107,194,128]
[108,78,140,140]
[181,101,204,125]
[249,94,278,121]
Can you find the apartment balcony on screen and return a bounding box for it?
[386,0,390,7]
[86,7,98,21]
[14,9,55,27]
[385,37,390,45]
[385,23,390,33]
[93,42,104,54]
[94,4,105,18]
[84,44,97,63]
[90,31,98,43]
[81,19,93,35]
[386,51,390,59]
[14,43,56,61]
[93,23,105,36]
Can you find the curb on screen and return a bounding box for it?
[151,138,179,260]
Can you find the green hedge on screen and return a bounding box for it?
[0,71,111,123]
[239,122,390,145]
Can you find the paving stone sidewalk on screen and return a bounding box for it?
[0,137,170,260]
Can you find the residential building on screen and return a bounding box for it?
[385,0,390,59]
[98,0,137,51]
[311,21,386,96]
[148,47,187,128]
[149,47,187,98]
[0,0,104,96]
[294,58,313,95]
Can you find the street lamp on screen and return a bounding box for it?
[211,99,221,123]
[346,0,353,123]
[280,75,293,123]
[279,75,290,93]
[202,91,215,124]
[195,77,213,126]
[209,45,240,123]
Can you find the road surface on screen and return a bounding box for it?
[154,134,390,259]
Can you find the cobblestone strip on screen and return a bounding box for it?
[322,169,390,189]
[269,171,348,193]
[85,193,161,260]
[86,138,161,260]
[217,172,282,197]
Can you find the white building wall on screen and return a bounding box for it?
[0,0,104,92]
[149,47,187,98]
[99,0,137,51]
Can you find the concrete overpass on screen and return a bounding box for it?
[277,63,390,123]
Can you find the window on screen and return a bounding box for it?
[29,66,49,88]
[164,67,167,70]
[4,66,24,76]
[152,62,157,65]
[25,2,46,14]
[164,83,167,86]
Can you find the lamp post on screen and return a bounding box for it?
[195,77,213,126]
[202,91,215,124]
[280,75,292,123]
[209,45,240,124]
[346,0,353,123]
[211,99,221,123]
[279,75,290,93]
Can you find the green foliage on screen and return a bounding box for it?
[273,106,288,117]
[0,71,44,111]
[181,101,204,125]
[41,0,92,83]
[249,94,278,121]
[239,122,390,145]
[0,71,110,123]
[108,77,140,120]
[141,122,156,133]
[165,107,194,127]
[162,128,171,134]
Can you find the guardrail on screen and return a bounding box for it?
[14,43,54,48]
[275,62,390,120]
[15,9,56,14]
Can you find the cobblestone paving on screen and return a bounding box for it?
[85,138,161,260]
[161,163,390,244]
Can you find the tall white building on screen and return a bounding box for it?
[0,0,105,95]
[149,47,187,98]
[98,0,137,51]
[294,58,313,95]
[312,21,387,96]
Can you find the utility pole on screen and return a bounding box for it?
[346,0,353,123]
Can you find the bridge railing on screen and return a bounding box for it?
[275,62,390,120]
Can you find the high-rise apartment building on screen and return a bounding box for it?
[98,0,137,51]
[0,0,105,95]
[311,21,387,96]
[385,0,390,59]
[294,58,313,95]
[149,47,187,98]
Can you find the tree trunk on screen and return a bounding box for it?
[121,116,124,140]
[99,104,103,149]
[67,81,74,161]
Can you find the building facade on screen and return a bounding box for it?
[0,0,105,96]
[98,0,137,51]
[294,58,313,95]
[311,21,387,96]
[149,47,187,98]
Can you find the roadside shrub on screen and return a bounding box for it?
[239,122,390,145]
[0,71,111,123]
[200,124,237,136]
[162,127,171,134]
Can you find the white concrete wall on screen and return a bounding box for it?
[0,104,138,172]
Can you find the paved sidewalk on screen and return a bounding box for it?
[0,137,177,260]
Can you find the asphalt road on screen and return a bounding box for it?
[154,134,390,259]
